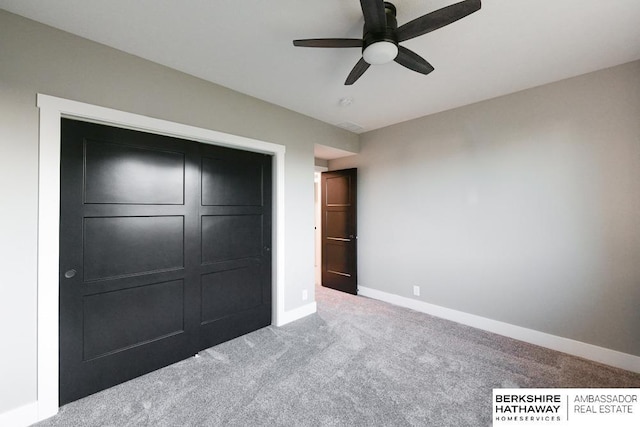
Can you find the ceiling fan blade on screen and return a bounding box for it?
[396,0,481,42]
[345,58,371,85]
[360,0,387,33]
[394,45,435,75]
[293,39,363,48]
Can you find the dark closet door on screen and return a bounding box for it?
[321,169,358,295]
[197,144,272,349]
[59,119,271,405]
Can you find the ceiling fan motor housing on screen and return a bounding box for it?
[362,2,399,64]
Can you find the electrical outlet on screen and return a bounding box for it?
[302,289,308,301]
[413,285,420,297]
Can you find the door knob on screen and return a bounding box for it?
[64,269,77,279]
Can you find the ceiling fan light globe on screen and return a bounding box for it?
[362,41,398,65]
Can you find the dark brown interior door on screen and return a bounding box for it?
[321,168,357,294]
[59,119,271,405]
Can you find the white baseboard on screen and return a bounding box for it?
[275,301,317,327]
[358,286,640,374]
[0,402,39,427]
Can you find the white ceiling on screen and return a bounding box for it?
[2,0,640,134]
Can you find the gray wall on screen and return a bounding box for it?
[314,158,329,168]
[331,60,640,358]
[0,10,358,414]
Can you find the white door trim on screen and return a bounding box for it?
[314,167,328,287]
[36,94,286,421]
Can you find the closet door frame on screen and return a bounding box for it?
[36,94,287,419]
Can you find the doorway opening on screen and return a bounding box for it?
[314,163,359,298]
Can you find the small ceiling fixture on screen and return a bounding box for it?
[336,122,364,132]
[293,0,481,85]
[339,97,354,107]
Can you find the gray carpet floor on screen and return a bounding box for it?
[37,285,640,426]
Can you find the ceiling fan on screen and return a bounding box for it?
[293,0,481,85]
